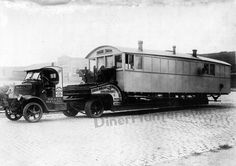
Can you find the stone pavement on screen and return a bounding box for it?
[0,93,236,166]
[159,145,236,166]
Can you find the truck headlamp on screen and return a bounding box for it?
[17,94,22,101]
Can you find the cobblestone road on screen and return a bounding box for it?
[0,93,236,166]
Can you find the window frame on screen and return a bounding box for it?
[97,56,105,70]
[203,63,209,75]
[203,63,215,76]
[134,54,143,70]
[209,64,215,75]
[125,54,134,70]
[114,54,123,69]
[105,55,114,68]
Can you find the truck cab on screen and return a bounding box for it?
[4,66,66,122]
[20,67,62,99]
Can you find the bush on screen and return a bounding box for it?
[0,85,9,95]
[0,85,9,107]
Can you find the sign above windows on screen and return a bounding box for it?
[96,50,104,55]
[105,49,112,53]
[96,49,113,55]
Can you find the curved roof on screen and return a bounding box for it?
[25,66,62,72]
[85,45,119,59]
[86,45,231,66]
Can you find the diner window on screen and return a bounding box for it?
[50,73,56,79]
[105,56,113,68]
[115,54,122,69]
[210,64,215,75]
[134,55,143,69]
[125,54,134,69]
[97,57,104,69]
[89,59,96,70]
[143,57,152,72]
[203,63,209,74]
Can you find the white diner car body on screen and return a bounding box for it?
[86,45,231,95]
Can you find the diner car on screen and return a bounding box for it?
[63,42,231,118]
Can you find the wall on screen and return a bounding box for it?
[123,55,230,94]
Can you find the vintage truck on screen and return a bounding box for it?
[1,66,67,122]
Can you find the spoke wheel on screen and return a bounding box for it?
[23,102,43,123]
[5,107,22,121]
[85,99,104,118]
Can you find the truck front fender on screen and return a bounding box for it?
[20,95,49,113]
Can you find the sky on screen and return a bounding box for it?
[0,0,236,67]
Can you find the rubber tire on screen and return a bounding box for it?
[23,102,43,123]
[85,99,104,118]
[63,103,79,117]
[5,107,22,121]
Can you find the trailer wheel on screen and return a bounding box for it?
[5,107,22,121]
[85,99,104,118]
[63,103,79,117]
[23,102,43,123]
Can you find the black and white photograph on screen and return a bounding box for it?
[0,0,236,165]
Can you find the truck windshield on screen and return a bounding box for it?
[25,72,33,80]
[25,72,40,80]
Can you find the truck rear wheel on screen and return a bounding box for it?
[85,99,104,118]
[23,102,43,123]
[63,103,79,117]
[5,107,22,121]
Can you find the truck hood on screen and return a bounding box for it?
[14,83,33,96]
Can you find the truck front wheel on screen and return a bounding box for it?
[5,107,22,121]
[23,102,43,123]
[85,99,104,118]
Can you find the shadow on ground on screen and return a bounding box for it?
[0,102,234,123]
